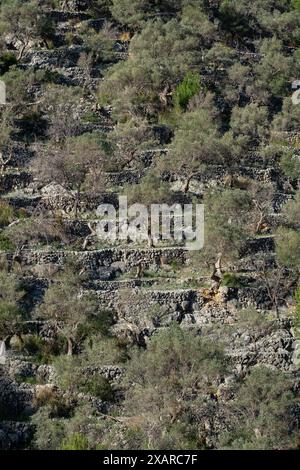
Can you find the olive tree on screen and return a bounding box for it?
[39,85,84,143]
[230,103,269,148]
[37,269,100,355]
[33,133,108,218]
[109,117,159,170]
[195,189,253,281]
[0,0,55,60]
[0,270,26,347]
[162,108,224,193]
[272,96,300,134]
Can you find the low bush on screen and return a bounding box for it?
[173,72,201,111]
[60,433,89,450]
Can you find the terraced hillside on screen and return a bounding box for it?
[1,0,300,450]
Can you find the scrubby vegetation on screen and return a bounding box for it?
[0,0,300,451]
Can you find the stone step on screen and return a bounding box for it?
[24,46,125,72]
[1,247,188,274]
[3,190,119,213]
[86,277,192,291]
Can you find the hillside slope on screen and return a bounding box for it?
[0,0,300,450]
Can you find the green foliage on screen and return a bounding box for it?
[18,334,62,364]
[109,117,158,170]
[221,272,243,288]
[99,19,201,118]
[83,335,129,367]
[53,355,115,401]
[124,172,173,206]
[0,236,14,251]
[0,1,54,61]
[81,22,116,64]
[236,307,273,334]
[35,13,56,44]
[294,285,300,328]
[15,375,40,385]
[110,0,183,28]
[33,132,109,217]
[272,96,300,133]
[219,367,297,450]
[1,66,36,108]
[32,409,66,450]
[219,0,250,35]
[162,107,222,191]
[198,188,253,268]
[53,356,82,392]
[21,334,47,356]
[37,84,84,143]
[121,324,228,450]
[173,71,201,111]
[257,38,292,97]
[2,215,68,250]
[180,3,216,41]
[293,0,300,11]
[1,0,300,453]
[88,1,113,15]
[34,387,72,418]
[230,103,269,146]
[280,149,300,180]
[37,269,101,354]
[0,270,25,341]
[275,227,300,269]
[220,0,294,38]
[82,374,115,401]
[281,190,300,229]
[0,51,17,75]
[60,433,89,450]
[0,201,14,228]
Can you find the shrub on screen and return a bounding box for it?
[53,356,82,392]
[0,201,14,228]
[275,227,300,269]
[0,235,14,251]
[0,270,26,345]
[3,216,68,250]
[0,51,17,75]
[292,0,300,11]
[15,375,39,385]
[221,272,243,288]
[53,355,115,401]
[236,307,273,334]
[21,334,46,356]
[32,408,66,450]
[34,387,72,418]
[173,72,201,111]
[83,335,128,366]
[81,374,115,401]
[122,324,228,449]
[280,149,300,180]
[124,172,173,207]
[60,433,89,450]
[219,366,297,450]
[294,285,300,328]
[19,334,59,363]
[98,19,201,118]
